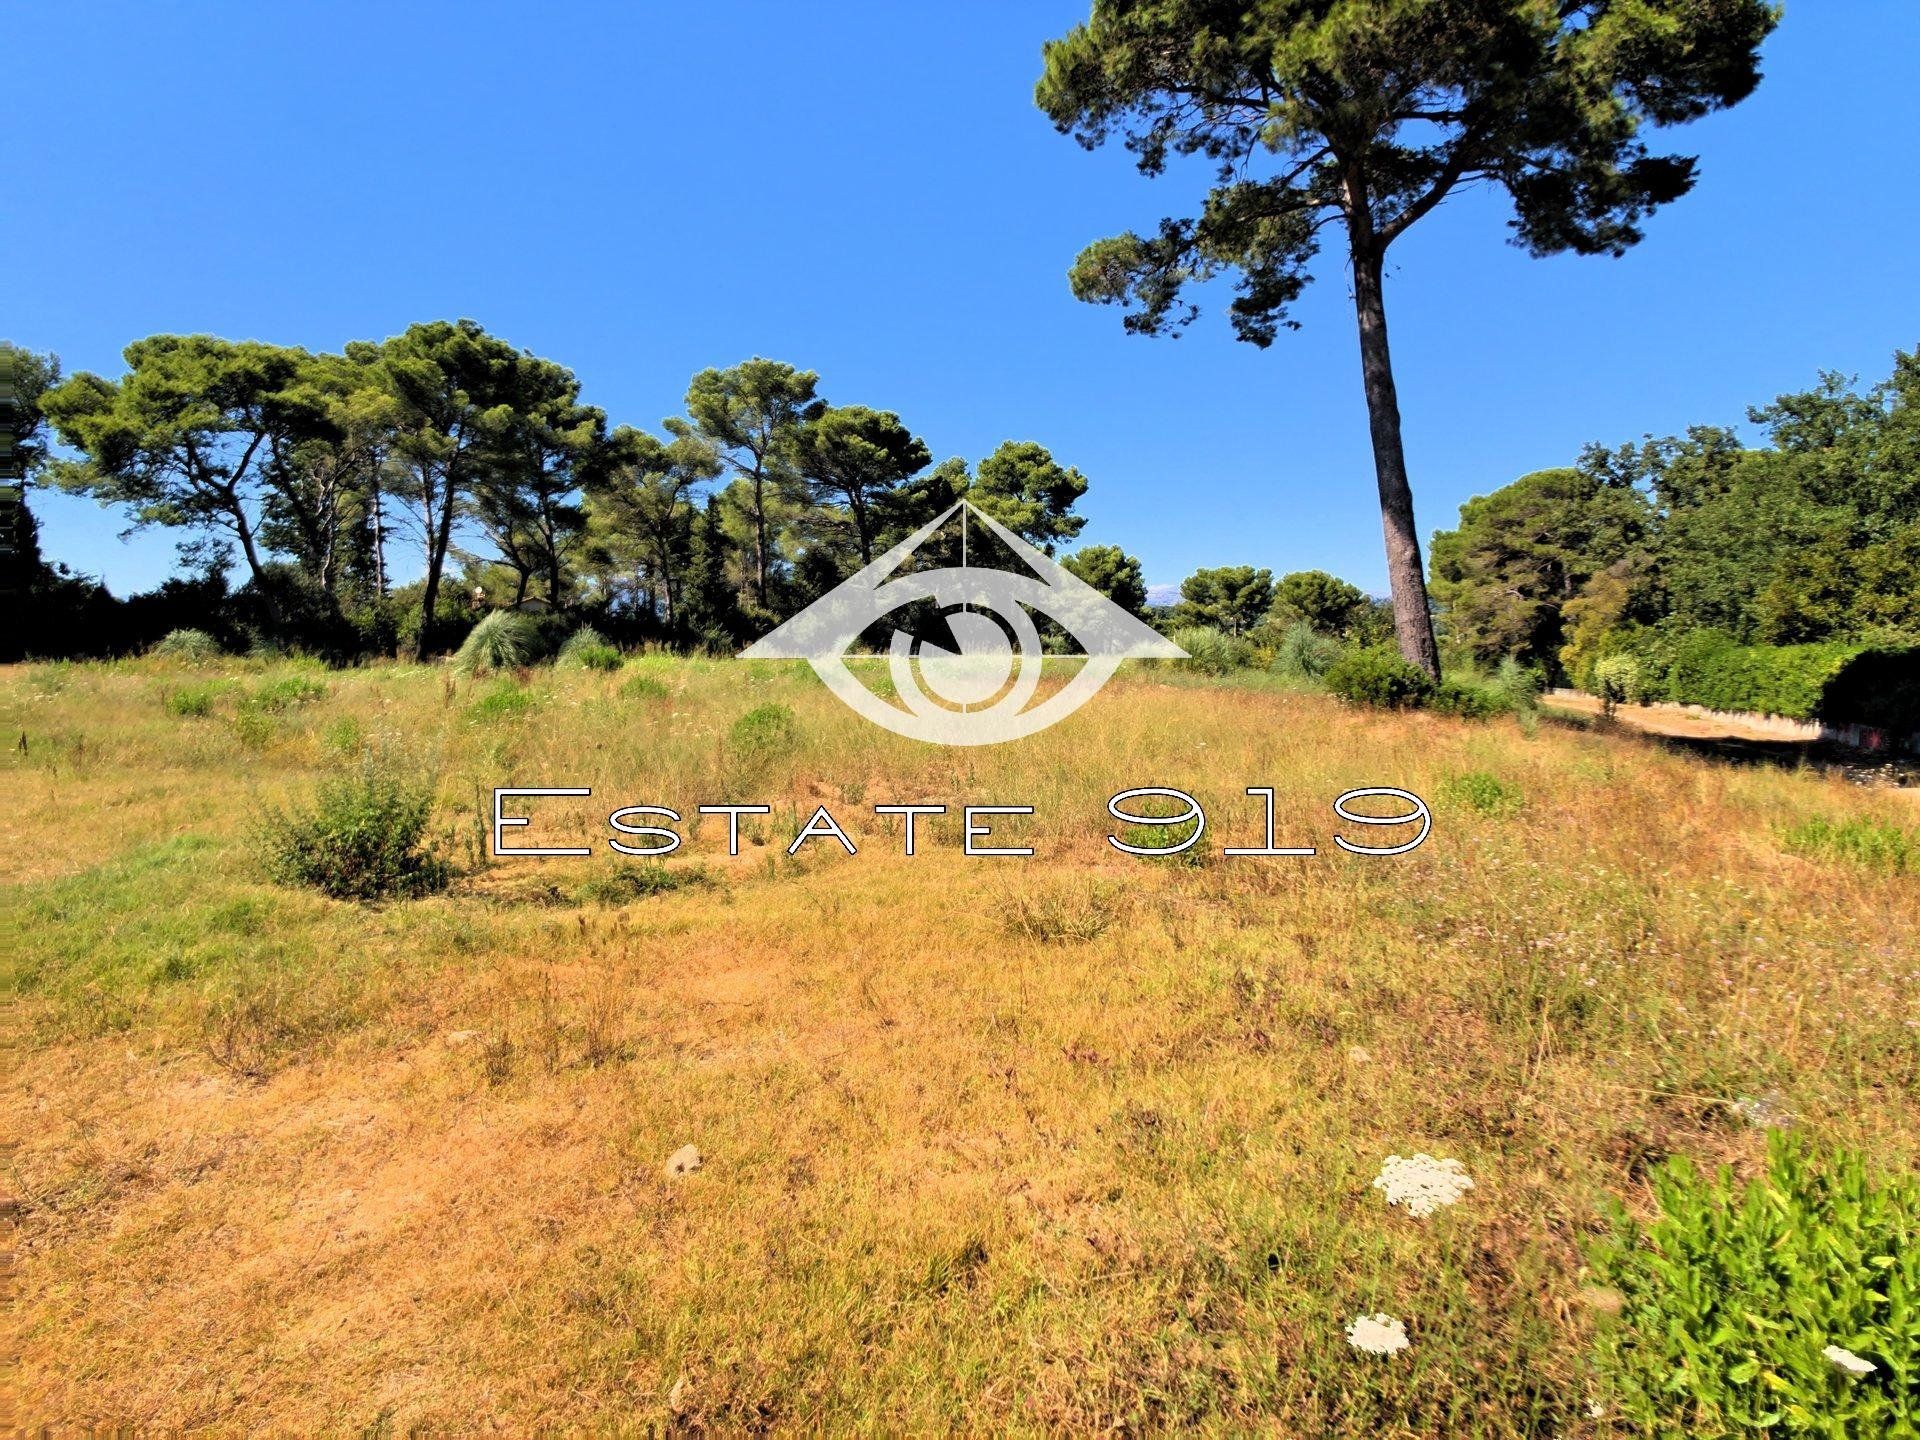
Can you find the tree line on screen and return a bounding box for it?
[1429,350,1919,691]
[4,328,1165,660]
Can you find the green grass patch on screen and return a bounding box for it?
[1780,816,1918,876]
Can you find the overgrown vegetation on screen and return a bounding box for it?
[1588,1133,1919,1436]
[255,758,451,901]
[1780,816,1918,876]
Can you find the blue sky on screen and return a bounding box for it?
[9,1,1917,599]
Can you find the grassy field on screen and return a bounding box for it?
[4,655,1916,1434]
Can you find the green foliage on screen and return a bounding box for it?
[1588,1133,1920,1436]
[469,681,539,722]
[244,675,327,712]
[1431,468,1649,666]
[965,439,1088,553]
[1170,566,1273,636]
[572,862,710,905]
[728,702,799,760]
[1270,571,1368,637]
[1430,678,1508,719]
[1665,633,1867,722]
[453,610,547,676]
[163,681,227,718]
[619,672,671,702]
[1168,625,1251,675]
[1436,772,1523,817]
[1061,544,1148,616]
[556,627,622,671]
[1780,817,1918,877]
[1272,622,1342,679]
[256,760,451,901]
[1323,647,1433,710]
[1592,654,1646,707]
[152,628,224,664]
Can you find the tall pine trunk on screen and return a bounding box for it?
[1348,240,1442,681]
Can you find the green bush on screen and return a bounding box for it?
[1323,646,1433,709]
[151,628,224,664]
[1780,816,1918,876]
[1588,1132,1919,1436]
[256,761,451,901]
[729,702,799,759]
[245,676,328,713]
[163,681,228,717]
[452,610,547,676]
[469,681,539,722]
[1430,677,1506,718]
[1169,625,1253,675]
[1272,623,1343,679]
[1664,632,1864,722]
[1436,771,1523,816]
[619,672,671,702]
[1593,654,1646,707]
[557,627,623,671]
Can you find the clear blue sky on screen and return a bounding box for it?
[10,1,1918,599]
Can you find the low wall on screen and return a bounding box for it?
[1545,689,1920,756]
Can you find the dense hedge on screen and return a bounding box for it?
[1600,628,1919,730]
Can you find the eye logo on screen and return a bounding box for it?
[742,501,1184,745]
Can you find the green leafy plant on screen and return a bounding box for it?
[244,675,328,712]
[162,681,228,717]
[619,672,671,702]
[1437,771,1523,816]
[1594,653,1646,709]
[256,759,452,901]
[1587,1132,1919,1436]
[1780,817,1918,877]
[150,628,224,664]
[729,702,799,760]
[1323,646,1433,709]
[1168,625,1252,675]
[468,681,539,722]
[452,611,547,676]
[557,627,622,671]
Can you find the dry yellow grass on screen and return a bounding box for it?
[3,656,1916,1434]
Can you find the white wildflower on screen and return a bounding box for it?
[1345,1312,1410,1356]
[1823,1344,1876,1376]
[1371,1153,1475,1217]
[1587,1400,1605,1418]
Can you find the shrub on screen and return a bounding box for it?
[245,676,328,713]
[1169,625,1252,675]
[1273,623,1343,679]
[452,611,546,676]
[1588,1132,1919,1435]
[1818,646,1920,733]
[1430,678,1507,719]
[1780,816,1918,876]
[1493,656,1545,707]
[729,702,799,759]
[163,681,227,717]
[469,681,539,722]
[151,628,223,664]
[256,760,451,901]
[1323,646,1433,709]
[619,672,671,702]
[557,627,623,671]
[1437,771,1523,816]
[1592,654,1645,708]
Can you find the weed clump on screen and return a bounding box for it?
[1168,625,1252,675]
[557,627,623,671]
[256,759,451,901]
[163,681,227,718]
[1781,816,1917,875]
[1437,771,1524,816]
[571,862,710,905]
[469,680,539,722]
[729,702,799,760]
[151,628,224,663]
[1588,1133,1919,1434]
[453,611,546,676]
